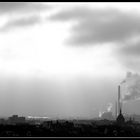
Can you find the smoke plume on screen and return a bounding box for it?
[99,103,113,117]
[107,103,113,112]
[99,111,104,118]
[121,72,140,102]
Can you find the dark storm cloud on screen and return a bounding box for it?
[50,7,140,46]
[0,15,41,32]
[0,2,49,15]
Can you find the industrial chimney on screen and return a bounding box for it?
[115,101,117,119]
[118,85,120,114]
[116,85,125,124]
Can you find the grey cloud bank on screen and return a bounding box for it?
[116,40,140,71]
[50,7,140,46]
[50,6,140,71]
[0,2,50,32]
[0,2,48,15]
[0,15,42,32]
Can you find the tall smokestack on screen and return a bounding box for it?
[115,101,117,119]
[118,85,121,115]
[120,100,122,114]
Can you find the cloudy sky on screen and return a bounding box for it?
[0,2,140,118]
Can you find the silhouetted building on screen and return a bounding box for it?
[116,109,125,124]
[8,115,25,124]
[126,117,134,124]
[42,121,53,129]
[0,118,6,124]
[131,114,140,122]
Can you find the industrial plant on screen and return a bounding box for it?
[99,85,125,124]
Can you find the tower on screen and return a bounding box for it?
[118,85,120,114]
[115,101,117,119]
[116,85,125,124]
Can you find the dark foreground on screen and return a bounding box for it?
[0,120,139,137]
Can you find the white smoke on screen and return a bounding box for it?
[121,72,140,102]
[107,103,113,112]
[99,111,104,118]
[99,103,113,117]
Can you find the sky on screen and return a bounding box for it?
[0,2,140,118]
